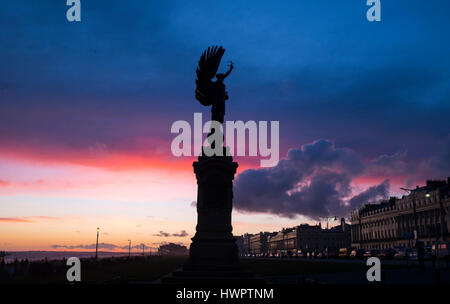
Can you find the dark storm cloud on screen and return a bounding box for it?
[233,139,394,219]
[347,180,390,211]
[153,230,189,237]
[153,231,170,237]
[234,139,368,219]
[234,135,449,219]
[50,243,122,250]
[151,241,185,246]
[130,243,154,250]
[172,230,189,237]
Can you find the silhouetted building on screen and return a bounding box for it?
[242,233,253,255]
[158,243,188,256]
[249,232,274,255]
[0,251,6,264]
[235,235,244,255]
[265,220,350,256]
[351,178,450,249]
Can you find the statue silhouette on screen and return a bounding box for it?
[195,46,234,125]
[161,46,260,284]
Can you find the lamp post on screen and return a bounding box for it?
[320,216,338,230]
[434,189,446,274]
[95,227,99,260]
[128,240,131,258]
[435,192,446,242]
[413,198,419,246]
[319,216,338,259]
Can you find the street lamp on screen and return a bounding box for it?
[128,240,131,258]
[415,192,431,245]
[319,216,338,259]
[412,198,419,247]
[95,227,99,260]
[319,216,338,230]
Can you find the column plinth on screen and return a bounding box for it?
[159,149,261,283]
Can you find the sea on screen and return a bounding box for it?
[1,251,144,263]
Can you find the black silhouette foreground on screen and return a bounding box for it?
[160,46,260,284]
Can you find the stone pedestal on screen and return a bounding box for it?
[160,149,261,284]
[184,152,240,271]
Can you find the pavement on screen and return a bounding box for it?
[248,256,449,268]
[246,257,450,284]
[306,268,450,284]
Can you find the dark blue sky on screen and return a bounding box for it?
[1,0,449,179]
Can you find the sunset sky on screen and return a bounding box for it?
[1,1,449,251]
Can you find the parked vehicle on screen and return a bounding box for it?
[409,249,418,261]
[379,248,396,259]
[423,246,432,260]
[363,249,380,258]
[297,251,307,258]
[432,242,450,258]
[339,248,349,259]
[350,249,365,259]
[331,249,340,258]
[394,248,412,260]
[310,250,321,258]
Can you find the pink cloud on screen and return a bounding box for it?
[0,216,61,223]
[0,180,11,187]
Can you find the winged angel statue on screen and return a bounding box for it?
[195,46,234,124]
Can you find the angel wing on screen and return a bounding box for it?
[195,46,225,106]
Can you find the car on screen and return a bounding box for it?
[432,242,450,258]
[363,249,380,258]
[310,250,321,258]
[423,246,432,260]
[295,250,307,258]
[394,248,412,260]
[379,248,396,259]
[409,249,418,261]
[394,250,405,260]
[339,248,350,259]
[327,249,339,258]
[350,249,365,259]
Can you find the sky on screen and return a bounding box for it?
[0,0,449,251]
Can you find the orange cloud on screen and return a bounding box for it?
[0,216,61,223]
[0,217,32,223]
